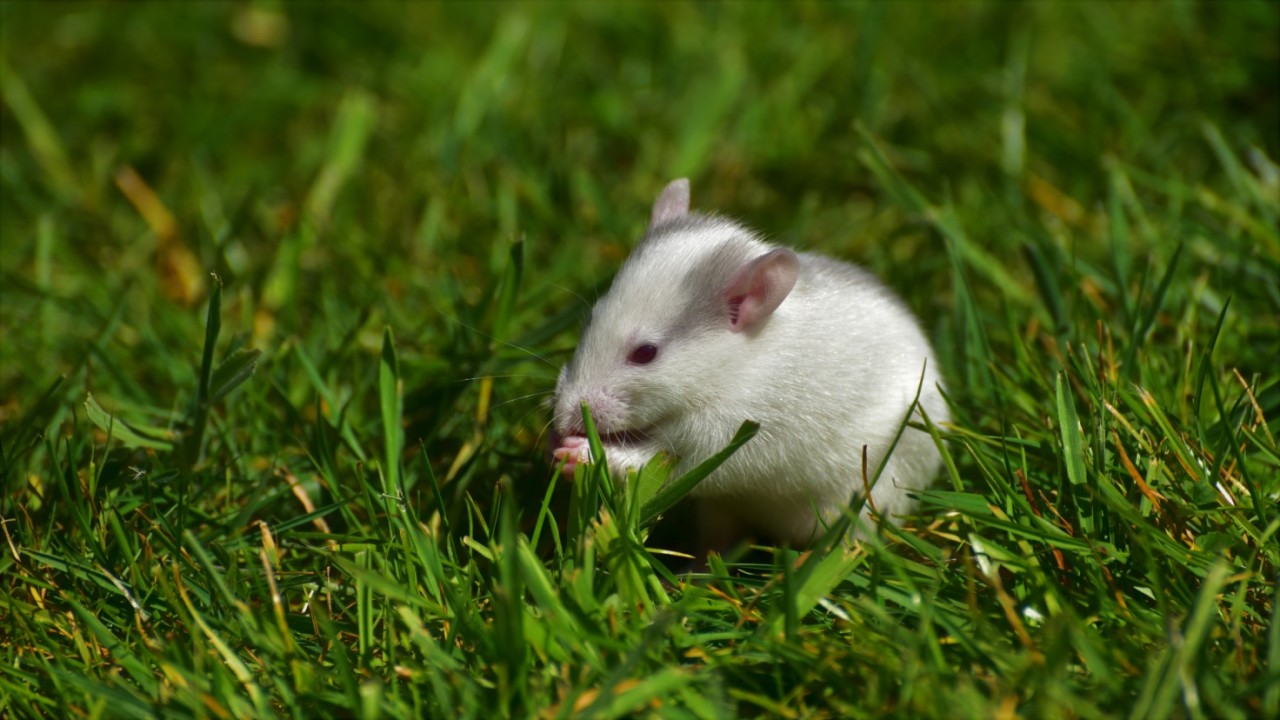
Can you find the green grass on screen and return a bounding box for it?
[1,3,1277,718]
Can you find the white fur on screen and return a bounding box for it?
[553,180,948,548]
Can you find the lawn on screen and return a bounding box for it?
[1,3,1277,718]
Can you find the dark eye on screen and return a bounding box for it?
[628,344,659,365]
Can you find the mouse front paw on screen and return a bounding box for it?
[551,435,592,477]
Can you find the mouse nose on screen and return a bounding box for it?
[559,387,626,434]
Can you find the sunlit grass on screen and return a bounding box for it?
[1,3,1276,718]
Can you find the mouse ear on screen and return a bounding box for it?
[723,248,799,332]
[650,178,690,228]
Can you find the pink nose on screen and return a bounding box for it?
[576,388,624,430]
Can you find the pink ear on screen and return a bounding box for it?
[723,249,799,332]
[650,178,690,228]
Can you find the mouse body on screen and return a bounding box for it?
[552,179,947,549]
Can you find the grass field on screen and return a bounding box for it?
[1,3,1277,718]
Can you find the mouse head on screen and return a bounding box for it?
[554,179,799,442]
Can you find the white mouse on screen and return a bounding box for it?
[551,178,948,551]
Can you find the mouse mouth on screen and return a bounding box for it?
[597,427,653,448]
[559,423,654,449]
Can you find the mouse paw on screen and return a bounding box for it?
[551,435,592,477]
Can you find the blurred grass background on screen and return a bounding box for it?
[2,3,1277,404]
[1,2,1277,718]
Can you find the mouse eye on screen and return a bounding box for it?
[628,344,659,365]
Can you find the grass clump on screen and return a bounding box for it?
[1,3,1277,718]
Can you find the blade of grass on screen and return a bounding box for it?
[1130,562,1231,720]
[380,326,403,499]
[639,421,758,528]
[0,55,80,202]
[1124,243,1183,380]
[177,274,221,469]
[1056,371,1087,488]
[82,393,175,452]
